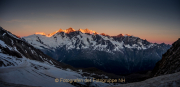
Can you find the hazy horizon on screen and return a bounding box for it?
[0,0,180,44]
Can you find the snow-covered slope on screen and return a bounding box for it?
[23,27,171,75]
[109,72,180,87]
[0,53,112,87]
[0,54,75,87]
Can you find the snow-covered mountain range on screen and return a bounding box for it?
[24,27,165,51]
[23,27,171,75]
[0,27,120,87]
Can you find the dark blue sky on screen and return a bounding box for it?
[0,0,180,44]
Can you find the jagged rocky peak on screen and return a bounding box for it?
[57,28,64,32]
[125,34,131,36]
[0,27,21,39]
[48,27,76,36]
[119,34,131,37]
[78,28,97,34]
[112,34,132,38]
[100,33,109,36]
[64,27,76,34]
[35,32,46,35]
[152,38,180,77]
[116,34,124,37]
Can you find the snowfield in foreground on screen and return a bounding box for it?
[1,52,180,87]
[109,72,180,87]
[0,53,112,87]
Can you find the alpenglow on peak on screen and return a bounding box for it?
[35,27,98,37]
[35,27,132,37]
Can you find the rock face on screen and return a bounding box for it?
[152,38,180,76]
[23,28,171,75]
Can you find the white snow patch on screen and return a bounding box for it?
[2,33,6,36]
[0,40,7,47]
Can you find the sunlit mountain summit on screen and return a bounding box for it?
[35,27,99,37]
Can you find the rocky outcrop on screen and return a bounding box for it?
[152,38,180,76]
